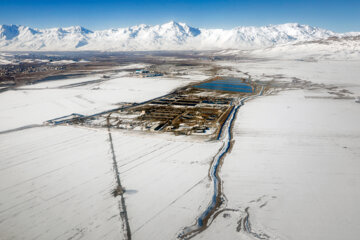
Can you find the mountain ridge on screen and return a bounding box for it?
[0,21,358,51]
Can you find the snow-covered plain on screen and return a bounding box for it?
[195,88,360,240]
[0,73,205,131]
[193,49,360,239]
[0,67,217,240]
[0,126,221,240]
[1,39,360,240]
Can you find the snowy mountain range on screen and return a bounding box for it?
[0,21,358,51]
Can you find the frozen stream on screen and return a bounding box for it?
[180,87,264,239]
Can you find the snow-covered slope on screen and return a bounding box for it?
[216,35,360,60]
[0,21,355,51]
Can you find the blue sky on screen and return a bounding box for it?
[0,0,359,32]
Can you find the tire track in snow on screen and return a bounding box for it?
[132,176,207,236]
[120,142,189,174]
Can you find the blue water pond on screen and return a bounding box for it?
[195,78,253,93]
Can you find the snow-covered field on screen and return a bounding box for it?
[193,51,360,239]
[1,46,360,240]
[0,67,218,240]
[0,125,222,239]
[0,73,205,131]
[195,89,360,240]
